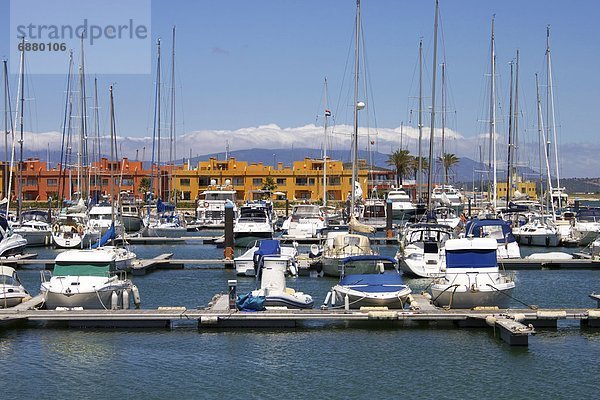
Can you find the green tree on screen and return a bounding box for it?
[139,177,151,201]
[386,149,414,186]
[411,156,429,180]
[262,177,277,193]
[438,153,460,185]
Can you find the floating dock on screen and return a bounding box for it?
[3,293,600,346]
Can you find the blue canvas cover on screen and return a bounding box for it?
[156,199,176,213]
[339,273,407,293]
[465,218,516,244]
[446,248,497,269]
[236,292,266,311]
[92,223,117,249]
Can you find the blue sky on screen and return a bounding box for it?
[1,0,599,177]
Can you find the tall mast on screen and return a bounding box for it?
[536,73,555,217]
[417,39,423,202]
[77,35,89,202]
[3,60,10,199]
[157,39,162,200]
[148,39,161,218]
[350,0,361,213]
[506,58,514,209]
[489,16,497,208]
[546,26,561,210]
[169,26,176,202]
[17,37,25,221]
[109,86,116,227]
[441,62,446,187]
[426,0,439,211]
[58,51,73,207]
[93,77,101,198]
[322,77,330,209]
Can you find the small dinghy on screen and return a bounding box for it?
[249,256,313,309]
[330,272,412,309]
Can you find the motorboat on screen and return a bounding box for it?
[359,198,387,230]
[386,188,416,220]
[11,209,52,247]
[195,182,238,228]
[120,192,143,233]
[513,215,561,247]
[431,185,464,212]
[329,272,412,309]
[572,209,600,246]
[281,204,326,239]
[88,205,123,236]
[433,206,461,229]
[233,203,274,248]
[430,237,515,309]
[234,239,298,277]
[321,232,391,277]
[250,255,313,309]
[0,215,27,257]
[0,266,29,308]
[40,248,140,310]
[465,218,521,259]
[397,223,453,278]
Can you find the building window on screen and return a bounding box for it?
[276,178,286,186]
[180,178,190,186]
[122,178,134,186]
[198,176,210,186]
[328,176,340,186]
[182,191,191,200]
[252,178,262,186]
[26,178,38,186]
[232,177,244,186]
[296,177,308,186]
[47,178,58,186]
[309,178,315,185]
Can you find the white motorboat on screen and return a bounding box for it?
[465,218,521,259]
[234,239,298,277]
[431,185,464,211]
[513,216,561,247]
[0,216,27,257]
[250,255,313,309]
[281,204,327,239]
[11,210,52,247]
[386,188,416,220]
[88,205,123,236]
[195,183,238,228]
[398,223,453,278]
[573,209,600,246]
[143,200,186,238]
[360,198,387,230]
[329,272,412,309]
[321,232,390,277]
[433,206,461,229]
[233,203,274,248]
[431,237,515,309]
[0,266,29,308]
[40,248,140,310]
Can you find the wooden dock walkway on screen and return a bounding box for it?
[2,293,600,346]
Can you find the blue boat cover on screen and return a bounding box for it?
[254,240,281,257]
[92,223,117,249]
[446,249,497,269]
[465,218,516,244]
[156,199,176,213]
[341,255,397,265]
[339,273,408,293]
[236,292,266,311]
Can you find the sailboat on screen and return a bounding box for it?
[326,1,409,309]
[143,36,186,238]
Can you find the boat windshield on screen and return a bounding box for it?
[202,192,236,202]
[293,206,321,218]
[406,229,451,244]
[0,275,20,286]
[53,263,111,277]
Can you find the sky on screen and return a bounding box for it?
[1,0,599,178]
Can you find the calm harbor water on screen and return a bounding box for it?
[2,233,600,399]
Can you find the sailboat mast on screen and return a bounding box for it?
[148,39,160,218]
[157,39,162,200]
[17,37,25,221]
[441,62,446,187]
[489,16,497,208]
[109,86,116,226]
[169,26,176,202]
[426,0,439,211]
[536,73,556,217]
[93,77,101,199]
[350,0,361,212]
[506,58,514,209]
[417,39,423,203]
[513,50,520,199]
[3,60,10,199]
[546,26,561,209]
[322,77,329,209]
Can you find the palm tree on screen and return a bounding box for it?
[411,156,429,181]
[387,149,413,186]
[439,153,460,185]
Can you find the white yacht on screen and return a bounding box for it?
[513,215,561,247]
[572,209,600,246]
[0,216,28,257]
[11,210,52,247]
[281,204,326,239]
[329,272,412,309]
[431,185,464,211]
[142,199,186,238]
[386,188,416,220]
[40,248,140,310]
[465,218,521,259]
[321,232,392,277]
[88,205,123,236]
[233,203,274,248]
[234,239,298,277]
[0,266,29,308]
[195,182,238,228]
[431,237,515,309]
[397,223,453,278]
[433,206,461,229]
[52,213,100,249]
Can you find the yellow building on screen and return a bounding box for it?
[172,157,368,203]
[495,179,538,201]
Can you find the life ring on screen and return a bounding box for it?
[77,224,85,235]
[53,223,60,233]
[204,202,209,208]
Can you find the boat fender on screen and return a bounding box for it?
[344,294,350,311]
[377,262,385,274]
[77,224,84,235]
[122,290,130,309]
[512,313,526,322]
[485,315,497,327]
[53,224,59,233]
[330,289,336,307]
[288,262,298,277]
[111,291,119,310]
[131,285,141,308]
[323,292,331,308]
